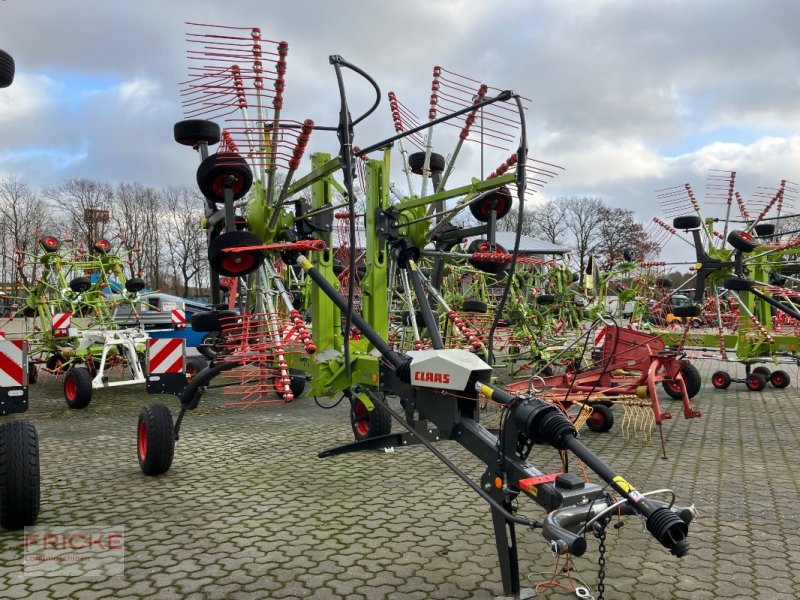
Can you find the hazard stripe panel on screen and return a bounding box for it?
[148,339,185,374]
[0,339,26,387]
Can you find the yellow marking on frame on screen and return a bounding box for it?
[613,476,634,495]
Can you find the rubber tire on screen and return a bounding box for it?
[185,356,206,380]
[64,367,93,409]
[623,248,636,262]
[728,230,757,253]
[724,277,755,292]
[770,370,790,388]
[462,300,488,313]
[0,420,40,529]
[745,373,767,392]
[672,304,701,318]
[125,277,145,293]
[0,49,14,89]
[69,276,92,293]
[93,238,111,254]
[137,403,175,476]
[28,363,38,385]
[190,310,237,333]
[197,332,226,360]
[586,404,614,433]
[408,151,446,174]
[197,152,253,203]
[754,223,775,237]
[350,396,392,441]
[536,294,555,305]
[655,277,673,288]
[467,239,508,275]
[40,235,60,253]
[662,362,701,399]
[174,119,221,147]
[673,215,702,230]
[752,366,771,379]
[711,371,731,389]
[469,186,513,223]
[208,231,264,277]
[289,369,306,398]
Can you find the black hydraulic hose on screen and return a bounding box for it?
[750,288,800,320]
[356,91,514,157]
[295,255,407,371]
[331,56,357,381]
[487,94,527,365]
[406,259,444,349]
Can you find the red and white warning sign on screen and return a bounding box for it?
[0,338,27,387]
[148,339,185,374]
[171,309,186,330]
[52,312,72,337]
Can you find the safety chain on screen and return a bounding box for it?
[595,521,607,600]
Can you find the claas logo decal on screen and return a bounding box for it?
[414,371,451,384]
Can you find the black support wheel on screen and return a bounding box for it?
[754,223,775,237]
[770,370,790,388]
[672,215,701,230]
[662,362,702,399]
[197,152,253,203]
[289,369,307,398]
[39,235,60,253]
[469,186,513,223]
[0,49,14,89]
[0,420,41,529]
[586,404,614,433]
[724,277,755,292]
[174,119,221,147]
[0,420,40,529]
[208,231,264,277]
[462,299,488,313]
[185,356,207,380]
[125,277,146,293]
[69,276,92,293]
[466,239,508,274]
[350,395,391,441]
[752,366,771,380]
[745,373,767,392]
[64,367,93,409]
[727,230,757,253]
[408,151,446,174]
[137,403,175,476]
[711,371,731,389]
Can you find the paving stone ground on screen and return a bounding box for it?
[0,358,799,599]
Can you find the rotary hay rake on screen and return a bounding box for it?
[135,22,694,598]
[14,234,156,408]
[643,171,800,391]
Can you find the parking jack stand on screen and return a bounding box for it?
[483,470,535,600]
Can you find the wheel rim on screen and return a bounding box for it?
[221,252,256,274]
[712,374,726,387]
[588,410,603,428]
[65,376,77,401]
[212,174,244,198]
[137,420,147,461]
[747,376,760,389]
[666,380,681,393]
[95,239,111,252]
[353,401,370,437]
[773,374,784,386]
[43,236,59,250]
[738,231,754,242]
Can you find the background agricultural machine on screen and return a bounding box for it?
[640,173,800,391]
[135,24,694,598]
[0,47,40,531]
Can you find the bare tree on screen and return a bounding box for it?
[0,177,54,290]
[560,196,605,281]
[43,178,114,250]
[162,186,206,297]
[595,206,660,268]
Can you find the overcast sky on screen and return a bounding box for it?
[1,0,798,262]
